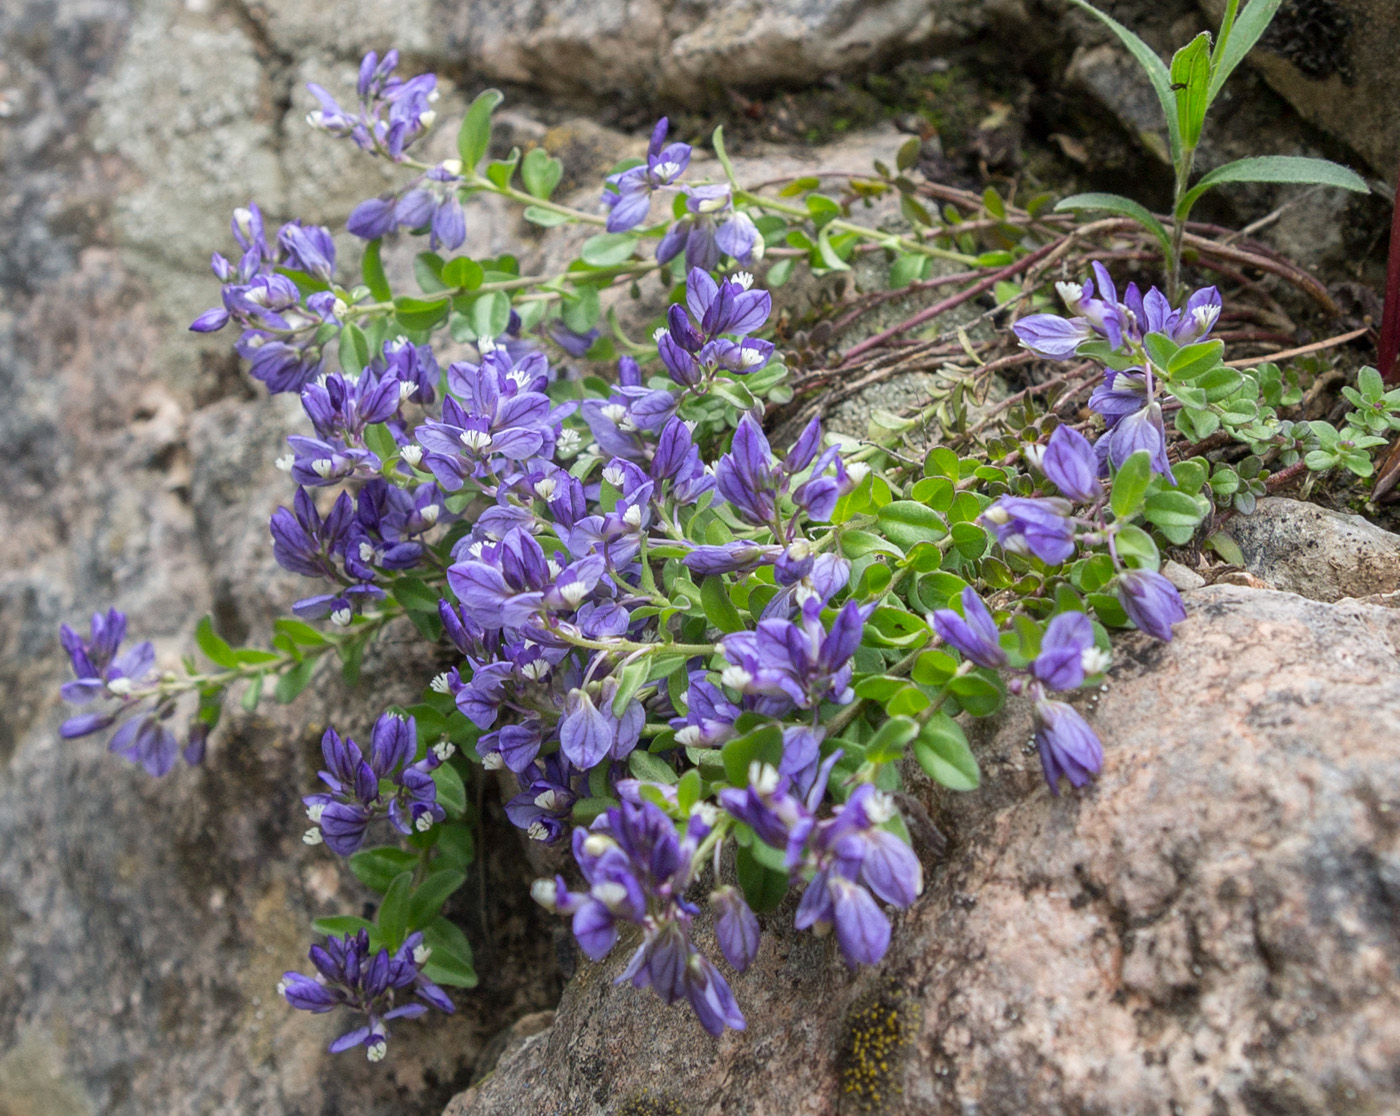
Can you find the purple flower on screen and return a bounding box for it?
[1032,698,1103,794]
[657,186,760,272]
[302,714,447,854]
[506,754,579,844]
[279,928,453,1062]
[1037,424,1102,503]
[932,588,1007,669]
[1030,610,1095,693]
[1116,568,1187,641]
[711,886,760,971]
[305,50,439,161]
[107,713,180,777]
[719,597,872,712]
[601,117,691,232]
[1012,313,1093,360]
[982,496,1076,565]
[350,165,466,250]
[1095,402,1176,483]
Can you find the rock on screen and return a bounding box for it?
[1223,496,1400,602]
[431,0,985,102]
[1201,0,1400,176]
[448,586,1400,1115]
[1162,558,1206,591]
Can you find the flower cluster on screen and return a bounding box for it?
[1013,261,1223,483]
[189,204,340,393]
[980,423,1187,638]
[536,801,746,1036]
[58,609,205,775]
[279,928,454,1060]
[601,117,760,271]
[59,57,1249,1062]
[720,759,922,967]
[302,713,454,854]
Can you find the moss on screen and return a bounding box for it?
[838,983,921,1113]
[615,1085,686,1115]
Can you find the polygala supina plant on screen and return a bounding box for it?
[59,33,1396,1059]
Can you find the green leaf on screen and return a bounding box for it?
[1054,193,1172,258]
[580,232,639,268]
[1177,155,1368,221]
[457,88,504,170]
[408,870,467,929]
[711,125,739,187]
[274,618,328,646]
[1208,0,1284,106]
[389,575,441,613]
[560,286,600,334]
[735,841,788,913]
[1167,339,1226,381]
[1063,0,1181,166]
[1170,32,1212,150]
[1113,523,1161,570]
[377,871,413,951]
[349,847,419,893]
[864,716,919,765]
[485,147,521,190]
[701,577,745,633]
[947,670,1005,717]
[628,750,679,785]
[896,136,921,172]
[361,239,391,302]
[362,422,400,464]
[442,256,484,291]
[1110,450,1152,520]
[889,252,927,289]
[877,501,948,549]
[311,915,376,938]
[469,291,511,339]
[432,763,468,818]
[423,953,479,989]
[274,656,317,704]
[523,205,571,227]
[338,322,371,376]
[815,225,852,271]
[521,147,564,199]
[1143,490,1208,544]
[913,713,980,790]
[721,723,784,787]
[394,294,451,332]
[195,616,237,668]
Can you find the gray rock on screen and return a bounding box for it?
[448,586,1400,1115]
[1201,0,1400,177]
[1223,496,1400,602]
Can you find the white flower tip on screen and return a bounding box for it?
[302,827,323,846]
[366,1040,387,1063]
[521,660,549,680]
[306,803,325,823]
[984,504,1010,525]
[440,158,462,176]
[420,503,441,525]
[527,821,549,842]
[275,454,295,473]
[330,608,352,628]
[530,878,558,911]
[601,404,628,426]
[418,110,437,131]
[477,335,497,353]
[748,761,779,796]
[674,725,701,747]
[358,541,376,563]
[312,458,334,478]
[652,326,669,342]
[400,444,424,467]
[482,751,504,770]
[433,740,456,761]
[582,833,615,857]
[412,944,432,965]
[622,504,643,529]
[560,581,587,607]
[430,672,453,695]
[1081,647,1112,675]
[729,271,754,290]
[720,665,753,692]
[414,813,434,832]
[845,462,871,484]
[593,881,628,911]
[534,789,560,811]
[866,791,895,825]
[533,478,557,500]
[276,979,288,997]
[106,677,134,696]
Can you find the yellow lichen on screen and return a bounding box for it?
[839,986,920,1113]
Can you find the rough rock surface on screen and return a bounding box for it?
[448,585,1400,1115]
[1224,496,1400,603]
